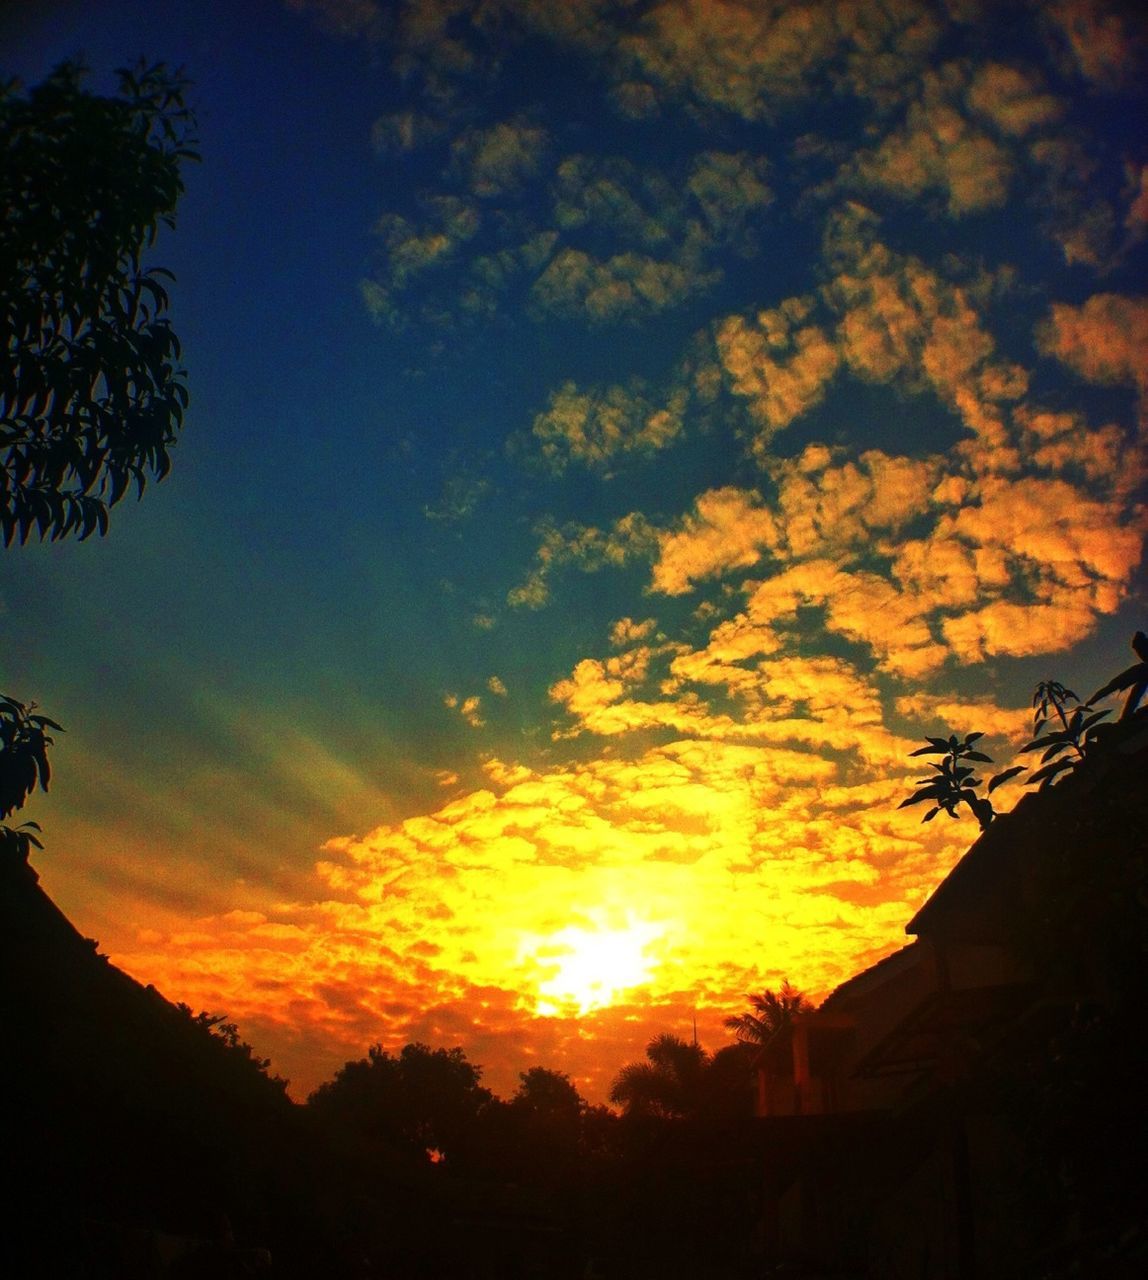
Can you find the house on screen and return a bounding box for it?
[750,712,1148,1277]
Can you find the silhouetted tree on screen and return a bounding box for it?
[723,980,811,1046]
[513,1064,583,1121]
[1,60,197,543]
[1,60,196,860]
[609,1033,709,1119]
[308,1042,493,1166]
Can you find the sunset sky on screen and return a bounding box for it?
[3,0,1145,1103]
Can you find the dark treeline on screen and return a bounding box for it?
[2,853,771,1278]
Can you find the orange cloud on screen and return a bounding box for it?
[651,487,780,594]
[1038,292,1148,406]
[849,64,1015,215]
[621,0,841,120]
[715,298,840,450]
[530,380,686,473]
[108,724,976,1099]
[965,61,1064,137]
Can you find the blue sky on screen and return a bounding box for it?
[4,0,1146,1100]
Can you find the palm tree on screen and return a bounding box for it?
[609,1033,709,1119]
[723,981,811,1046]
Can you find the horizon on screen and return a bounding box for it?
[3,0,1146,1104]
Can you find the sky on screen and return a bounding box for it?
[3,0,1145,1104]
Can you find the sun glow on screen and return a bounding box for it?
[520,915,667,1016]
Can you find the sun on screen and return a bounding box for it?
[520,915,666,1016]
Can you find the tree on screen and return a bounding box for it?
[1,60,196,858]
[0,695,62,861]
[1,59,197,545]
[723,980,811,1046]
[308,1042,493,1165]
[609,1033,710,1119]
[512,1065,584,1122]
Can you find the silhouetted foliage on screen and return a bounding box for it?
[176,1003,290,1096]
[1,59,197,544]
[901,634,1148,826]
[899,730,997,830]
[998,677,1113,792]
[0,693,62,860]
[610,1033,711,1119]
[724,979,811,1045]
[308,1041,493,1166]
[1089,629,1148,719]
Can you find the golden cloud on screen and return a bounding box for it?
[715,298,840,450]
[651,487,781,595]
[110,723,975,1098]
[1037,292,1148,405]
[530,380,686,473]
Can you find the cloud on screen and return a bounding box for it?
[964,61,1064,137]
[1029,137,1119,269]
[821,204,1028,443]
[445,693,486,728]
[530,380,686,473]
[620,0,842,120]
[610,616,657,647]
[111,713,982,1100]
[686,150,774,249]
[507,513,658,609]
[1042,0,1146,89]
[530,247,719,323]
[1037,292,1148,406]
[451,118,549,196]
[715,298,840,451]
[849,64,1015,215]
[650,487,781,595]
[371,108,448,152]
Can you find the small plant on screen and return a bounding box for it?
[1088,630,1148,721]
[0,695,63,860]
[899,731,996,832]
[999,680,1112,792]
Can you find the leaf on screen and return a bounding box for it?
[1028,758,1075,787]
[1088,662,1147,706]
[988,766,1026,794]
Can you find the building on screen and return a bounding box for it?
[751,711,1148,1277]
